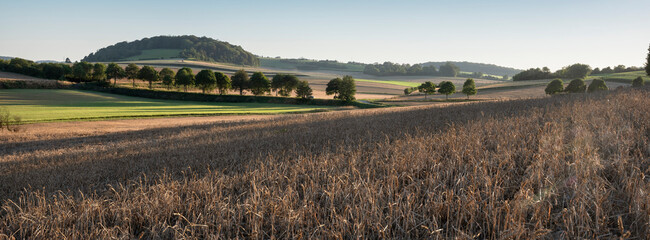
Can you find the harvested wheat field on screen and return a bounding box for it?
[1,88,649,239]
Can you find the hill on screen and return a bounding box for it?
[82,35,259,66]
[422,61,522,76]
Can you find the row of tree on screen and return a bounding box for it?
[0,58,72,80]
[363,62,461,77]
[404,79,477,100]
[592,65,643,74]
[544,78,621,95]
[513,63,592,81]
[99,63,314,99]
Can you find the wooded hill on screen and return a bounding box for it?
[82,35,259,66]
[422,61,522,76]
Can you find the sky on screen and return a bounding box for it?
[1,0,649,70]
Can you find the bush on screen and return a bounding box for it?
[632,76,645,88]
[565,78,586,93]
[545,79,564,95]
[587,79,608,93]
[0,107,22,132]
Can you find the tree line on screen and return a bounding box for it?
[101,63,315,99]
[513,63,593,81]
[363,62,461,77]
[404,79,477,100]
[544,77,645,95]
[363,61,508,80]
[592,65,644,75]
[0,58,72,80]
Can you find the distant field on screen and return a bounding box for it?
[355,79,421,87]
[591,70,648,83]
[122,49,182,61]
[260,57,365,72]
[0,89,334,123]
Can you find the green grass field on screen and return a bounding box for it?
[0,89,334,123]
[122,49,182,61]
[590,71,648,83]
[355,79,421,87]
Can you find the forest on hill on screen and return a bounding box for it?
[81,35,259,66]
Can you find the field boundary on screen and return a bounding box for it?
[76,83,385,109]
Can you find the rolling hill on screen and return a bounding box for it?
[82,35,259,66]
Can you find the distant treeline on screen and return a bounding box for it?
[513,64,646,81]
[363,62,508,80]
[513,64,593,81]
[0,58,71,80]
[82,35,259,66]
[592,65,643,74]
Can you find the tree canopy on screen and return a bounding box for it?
[82,35,259,66]
[565,79,586,93]
[175,67,194,92]
[231,69,249,95]
[159,68,175,89]
[125,63,140,87]
[338,76,357,102]
[72,62,93,82]
[215,72,232,95]
[438,62,460,77]
[417,81,436,99]
[92,63,107,82]
[106,63,125,86]
[326,78,343,98]
[137,66,159,89]
[195,69,217,93]
[587,79,608,93]
[249,72,271,96]
[438,81,456,99]
[271,74,300,97]
[545,79,564,95]
[295,80,313,99]
[462,78,477,99]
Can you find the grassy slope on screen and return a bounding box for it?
[0,89,334,123]
[590,70,649,83]
[122,49,182,61]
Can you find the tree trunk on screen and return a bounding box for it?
[240,89,243,95]
[132,79,135,88]
[149,81,152,89]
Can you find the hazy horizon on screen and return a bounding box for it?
[1,0,649,71]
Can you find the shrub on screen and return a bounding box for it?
[632,76,645,88]
[565,78,586,93]
[587,79,608,93]
[545,79,564,95]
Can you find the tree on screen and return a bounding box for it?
[92,63,107,82]
[438,81,456,100]
[106,63,125,86]
[125,63,140,87]
[215,72,231,95]
[326,77,343,99]
[231,69,249,95]
[565,78,586,93]
[439,62,459,77]
[502,75,509,80]
[646,44,650,76]
[272,74,300,97]
[159,68,176,90]
[560,63,592,79]
[417,81,436,99]
[295,80,313,99]
[545,79,564,95]
[194,69,217,93]
[632,76,645,88]
[137,66,159,89]
[338,75,357,102]
[72,61,93,82]
[65,58,71,63]
[462,78,477,99]
[249,72,271,96]
[175,67,194,92]
[587,79,608,93]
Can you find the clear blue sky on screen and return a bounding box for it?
[1,0,648,70]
